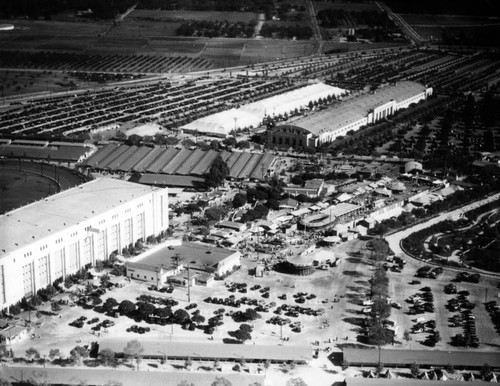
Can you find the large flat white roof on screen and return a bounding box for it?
[0,178,161,257]
[181,82,346,135]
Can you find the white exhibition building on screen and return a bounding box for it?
[0,178,169,309]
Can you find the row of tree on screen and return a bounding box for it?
[366,240,394,346]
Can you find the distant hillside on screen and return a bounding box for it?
[384,0,500,16]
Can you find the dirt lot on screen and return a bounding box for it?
[13,235,499,358]
[313,1,379,13]
[0,160,86,213]
[4,223,498,386]
[130,9,258,23]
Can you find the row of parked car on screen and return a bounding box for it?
[485,301,500,335]
[415,266,443,279]
[446,285,479,348]
[407,287,435,314]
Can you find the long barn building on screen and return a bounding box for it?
[267,81,432,148]
[0,178,169,309]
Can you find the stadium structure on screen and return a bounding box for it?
[180,82,346,137]
[266,81,432,148]
[0,178,169,309]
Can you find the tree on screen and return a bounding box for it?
[118,300,136,315]
[223,137,237,148]
[184,357,193,370]
[236,140,251,149]
[28,370,49,386]
[104,381,123,386]
[99,348,116,367]
[70,346,89,365]
[25,347,40,362]
[286,378,308,386]
[0,377,12,386]
[211,376,232,386]
[123,339,144,368]
[410,362,420,378]
[103,297,119,312]
[0,344,8,360]
[177,382,195,386]
[376,361,384,375]
[403,330,411,345]
[51,301,62,312]
[182,138,196,148]
[154,306,172,320]
[136,302,156,320]
[370,238,389,262]
[239,323,253,333]
[263,359,271,374]
[100,274,110,287]
[205,156,229,188]
[192,314,205,325]
[173,309,191,324]
[232,193,247,208]
[366,321,391,346]
[480,363,492,379]
[233,328,252,342]
[205,206,225,222]
[48,348,61,361]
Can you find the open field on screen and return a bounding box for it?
[131,9,258,23]
[0,69,110,98]
[400,14,500,27]
[400,13,500,44]
[313,1,379,13]
[0,160,86,213]
[0,169,58,213]
[0,18,105,36]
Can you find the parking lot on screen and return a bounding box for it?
[11,237,500,379]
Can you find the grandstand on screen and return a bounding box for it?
[81,145,276,183]
[0,140,95,163]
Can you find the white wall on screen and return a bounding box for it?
[0,187,169,309]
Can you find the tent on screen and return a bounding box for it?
[486,373,498,383]
[418,371,430,380]
[382,369,398,379]
[465,372,476,381]
[323,236,341,244]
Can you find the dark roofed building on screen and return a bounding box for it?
[343,348,500,370]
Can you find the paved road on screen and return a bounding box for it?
[386,192,500,275]
[306,0,323,54]
[376,1,424,45]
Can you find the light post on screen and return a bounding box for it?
[158,350,166,364]
[186,260,196,303]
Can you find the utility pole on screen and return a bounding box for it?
[187,262,191,303]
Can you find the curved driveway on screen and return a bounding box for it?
[386,192,500,274]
